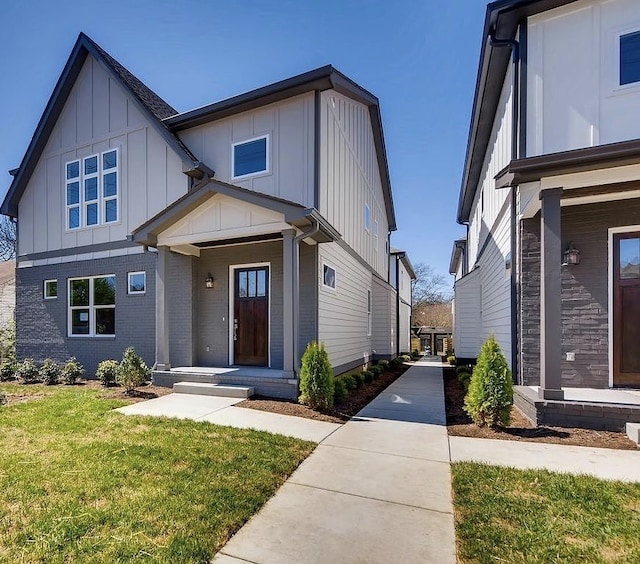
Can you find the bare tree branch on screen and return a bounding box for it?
[0,217,16,262]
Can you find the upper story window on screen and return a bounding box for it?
[66,149,118,231]
[364,204,371,233]
[620,31,640,86]
[232,135,269,179]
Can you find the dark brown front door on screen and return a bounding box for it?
[613,233,640,387]
[234,267,269,366]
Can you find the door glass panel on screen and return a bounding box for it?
[620,238,640,279]
[238,271,248,297]
[257,270,266,297]
[248,271,257,297]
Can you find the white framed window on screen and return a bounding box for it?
[128,271,146,295]
[374,219,379,251]
[232,135,269,179]
[65,149,118,230]
[322,264,336,289]
[364,204,371,233]
[367,289,372,336]
[44,279,58,299]
[68,275,116,337]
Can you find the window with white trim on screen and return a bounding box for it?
[367,289,372,336]
[364,204,371,232]
[374,219,379,251]
[323,264,336,289]
[128,271,146,295]
[65,149,118,230]
[620,30,640,86]
[44,279,57,299]
[232,135,269,179]
[68,275,116,336]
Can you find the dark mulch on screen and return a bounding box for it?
[444,366,637,450]
[237,363,411,424]
[83,379,172,402]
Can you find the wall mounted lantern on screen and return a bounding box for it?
[563,242,580,266]
[205,273,215,289]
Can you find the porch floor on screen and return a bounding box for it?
[526,386,640,406]
[170,366,289,379]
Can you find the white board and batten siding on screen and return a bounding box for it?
[18,55,188,258]
[318,90,389,279]
[398,301,411,354]
[178,93,315,209]
[527,0,640,156]
[457,60,513,364]
[372,276,395,358]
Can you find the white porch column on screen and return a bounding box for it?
[282,229,296,377]
[539,188,563,400]
[155,245,171,371]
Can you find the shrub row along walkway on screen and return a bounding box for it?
[214,357,457,564]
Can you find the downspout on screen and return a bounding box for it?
[490,25,521,383]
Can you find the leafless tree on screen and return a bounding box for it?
[411,263,453,326]
[0,216,16,261]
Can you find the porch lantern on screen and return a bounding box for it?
[205,273,215,289]
[563,242,580,266]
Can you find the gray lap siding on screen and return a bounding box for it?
[16,252,156,376]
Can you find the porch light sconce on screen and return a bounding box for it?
[563,242,580,266]
[205,273,215,289]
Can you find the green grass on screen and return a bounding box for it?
[0,383,314,563]
[452,462,640,563]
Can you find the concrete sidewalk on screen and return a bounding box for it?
[215,358,456,564]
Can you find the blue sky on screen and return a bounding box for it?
[0,0,488,282]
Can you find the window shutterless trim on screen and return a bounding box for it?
[44,279,57,299]
[322,262,336,290]
[231,134,270,180]
[67,274,116,337]
[127,271,146,295]
[364,203,371,233]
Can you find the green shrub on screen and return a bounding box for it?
[463,335,513,428]
[117,347,151,394]
[447,355,456,366]
[362,370,373,383]
[333,378,349,404]
[412,349,420,358]
[389,357,403,370]
[40,359,61,386]
[456,365,472,376]
[354,372,366,388]
[0,320,16,363]
[400,354,412,363]
[0,360,15,381]
[0,391,7,407]
[342,374,357,391]
[378,359,389,371]
[298,342,334,410]
[62,357,84,385]
[96,359,119,387]
[16,358,39,384]
[458,371,472,391]
[370,365,383,379]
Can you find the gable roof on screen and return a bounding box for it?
[1,33,208,218]
[457,0,579,223]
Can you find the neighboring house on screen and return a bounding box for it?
[1,33,404,399]
[0,260,15,327]
[389,249,416,354]
[452,0,640,418]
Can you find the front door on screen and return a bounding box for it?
[613,233,640,386]
[233,266,269,366]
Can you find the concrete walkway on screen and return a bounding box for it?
[214,358,456,564]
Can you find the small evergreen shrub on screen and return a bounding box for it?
[362,370,373,383]
[464,335,513,428]
[0,320,16,363]
[298,342,334,410]
[412,349,420,358]
[117,347,151,394]
[458,371,472,391]
[0,360,15,381]
[378,360,389,371]
[0,391,7,407]
[389,357,403,370]
[342,374,357,391]
[353,372,365,388]
[62,357,84,385]
[447,355,456,366]
[40,359,61,386]
[400,354,412,363]
[16,358,39,384]
[333,378,348,404]
[370,365,383,379]
[96,360,119,387]
[456,365,471,377]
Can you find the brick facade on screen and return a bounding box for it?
[519,198,640,388]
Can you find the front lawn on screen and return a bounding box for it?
[452,462,640,563]
[0,384,314,562]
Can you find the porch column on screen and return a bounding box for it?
[155,245,171,371]
[539,188,563,400]
[282,229,296,378]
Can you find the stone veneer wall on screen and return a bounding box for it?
[519,198,640,388]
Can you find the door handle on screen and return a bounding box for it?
[233,319,238,341]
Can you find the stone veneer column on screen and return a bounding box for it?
[539,188,563,400]
[155,245,171,371]
[282,229,296,377]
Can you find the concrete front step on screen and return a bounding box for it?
[627,422,640,445]
[173,381,254,399]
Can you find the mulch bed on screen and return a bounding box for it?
[236,363,411,424]
[444,366,637,450]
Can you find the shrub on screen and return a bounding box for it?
[353,372,365,388]
[458,371,472,391]
[62,357,84,385]
[0,391,7,407]
[96,360,119,387]
[463,335,513,428]
[16,358,39,384]
[456,365,472,377]
[342,374,357,391]
[0,360,15,381]
[298,342,334,410]
[412,349,420,359]
[370,365,383,379]
[0,320,16,363]
[334,377,349,404]
[40,359,61,386]
[447,355,456,366]
[400,354,412,363]
[362,370,373,383]
[389,357,403,370]
[117,347,151,394]
[378,360,389,371]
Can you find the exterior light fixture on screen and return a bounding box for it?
[563,242,580,266]
[205,273,215,289]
